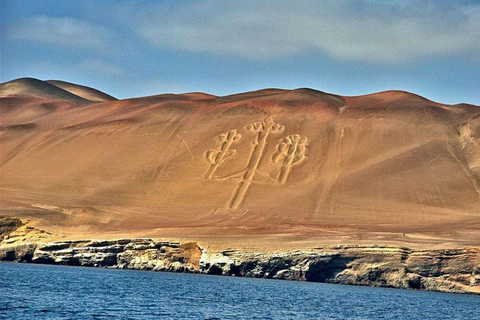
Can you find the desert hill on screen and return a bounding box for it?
[45,80,117,102]
[0,78,116,103]
[0,78,479,250]
[0,78,89,103]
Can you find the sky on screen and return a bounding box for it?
[1,0,479,104]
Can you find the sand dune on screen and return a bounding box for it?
[0,78,89,103]
[0,78,479,249]
[0,78,117,103]
[46,80,117,102]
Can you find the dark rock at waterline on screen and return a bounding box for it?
[1,239,479,294]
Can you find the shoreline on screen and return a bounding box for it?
[1,237,479,295]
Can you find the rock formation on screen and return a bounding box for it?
[1,237,479,295]
[0,219,478,295]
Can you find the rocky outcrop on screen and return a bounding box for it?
[0,217,23,241]
[1,238,479,295]
[203,246,480,294]
[1,217,477,294]
[0,239,201,272]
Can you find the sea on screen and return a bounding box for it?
[0,262,478,319]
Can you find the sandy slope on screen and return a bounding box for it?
[0,78,479,249]
[0,78,89,103]
[45,80,117,102]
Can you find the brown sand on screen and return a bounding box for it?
[1,78,479,250]
[45,80,118,102]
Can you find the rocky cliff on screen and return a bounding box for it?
[2,234,479,295]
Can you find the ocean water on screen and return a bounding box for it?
[0,263,478,319]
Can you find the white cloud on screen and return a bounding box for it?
[80,59,125,76]
[7,16,113,50]
[132,0,480,64]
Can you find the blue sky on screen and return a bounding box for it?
[1,0,479,104]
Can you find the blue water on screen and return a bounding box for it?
[0,263,478,319]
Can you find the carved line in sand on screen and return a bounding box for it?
[204,117,308,209]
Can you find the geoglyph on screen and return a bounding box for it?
[204,117,308,209]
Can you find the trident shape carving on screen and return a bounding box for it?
[204,117,308,210]
[229,118,285,209]
[272,134,308,185]
[204,130,242,179]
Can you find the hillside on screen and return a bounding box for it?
[0,79,479,250]
[45,80,117,102]
[0,78,89,103]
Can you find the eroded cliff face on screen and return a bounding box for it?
[1,234,479,295]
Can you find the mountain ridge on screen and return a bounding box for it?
[2,77,477,107]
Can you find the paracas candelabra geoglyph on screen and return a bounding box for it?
[204,117,308,210]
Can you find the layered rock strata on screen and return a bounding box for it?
[1,238,479,295]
